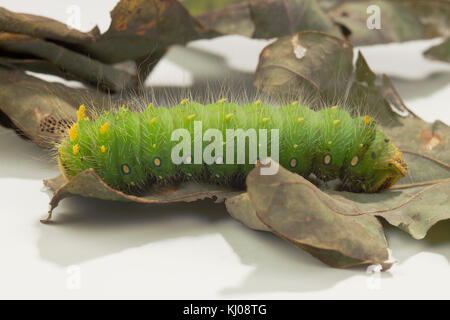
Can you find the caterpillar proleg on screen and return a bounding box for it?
[57,101,408,194]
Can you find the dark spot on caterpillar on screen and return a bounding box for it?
[289,157,298,168]
[121,163,132,175]
[152,157,161,167]
[371,152,377,159]
[323,154,332,166]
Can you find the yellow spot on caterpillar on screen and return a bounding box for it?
[187,114,195,120]
[333,119,340,125]
[148,102,153,109]
[293,144,298,149]
[364,115,371,124]
[100,122,109,135]
[217,98,227,103]
[254,99,261,105]
[262,117,270,123]
[152,143,157,149]
[323,154,332,165]
[100,145,106,153]
[330,105,338,110]
[180,98,189,105]
[77,105,86,121]
[225,113,233,120]
[351,156,359,167]
[69,123,78,142]
[328,141,332,145]
[151,117,156,124]
[291,101,298,105]
[73,144,79,155]
[297,117,305,123]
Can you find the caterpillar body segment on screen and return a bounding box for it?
[58,102,407,193]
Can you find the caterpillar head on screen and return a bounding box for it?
[341,131,408,192]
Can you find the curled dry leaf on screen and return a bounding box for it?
[0,57,86,82]
[42,169,242,223]
[254,31,353,100]
[350,52,412,125]
[80,0,219,66]
[0,33,137,91]
[0,6,96,44]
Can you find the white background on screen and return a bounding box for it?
[0,0,449,299]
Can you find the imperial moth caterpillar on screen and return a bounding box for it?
[57,101,408,194]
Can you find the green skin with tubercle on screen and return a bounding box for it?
[58,102,407,193]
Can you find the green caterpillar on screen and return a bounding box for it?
[57,100,408,193]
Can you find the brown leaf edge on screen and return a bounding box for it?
[42,169,242,223]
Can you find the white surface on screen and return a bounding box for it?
[0,0,449,299]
